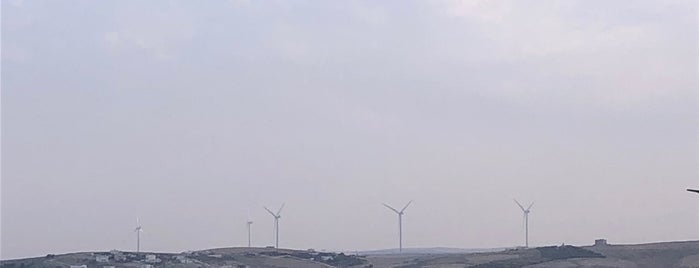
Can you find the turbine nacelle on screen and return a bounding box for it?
[514,199,534,213]
[383,200,412,216]
[134,218,144,233]
[264,204,285,218]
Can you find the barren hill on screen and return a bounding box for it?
[2,241,698,268]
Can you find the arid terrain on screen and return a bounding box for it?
[2,241,698,268]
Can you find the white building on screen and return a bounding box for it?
[176,255,194,264]
[145,254,160,263]
[95,255,110,262]
[595,239,609,246]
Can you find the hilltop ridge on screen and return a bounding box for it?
[2,240,698,268]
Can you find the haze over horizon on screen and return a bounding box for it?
[2,0,698,260]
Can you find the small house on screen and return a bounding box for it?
[176,255,194,264]
[145,254,161,263]
[95,255,110,262]
[112,251,126,262]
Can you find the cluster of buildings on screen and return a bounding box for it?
[68,250,169,268]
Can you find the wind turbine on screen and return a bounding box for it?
[264,203,284,248]
[246,217,254,247]
[514,199,534,248]
[688,189,699,194]
[382,200,412,253]
[134,218,144,252]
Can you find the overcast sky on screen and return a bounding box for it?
[2,0,698,260]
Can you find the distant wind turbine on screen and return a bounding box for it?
[134,218,144,252]
[514,199,534,248]
[246,217,254,247]
[264,203,284,248]
[383,200,412,253]
[688,189,699,194]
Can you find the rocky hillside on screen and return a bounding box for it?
[0,248,369,268]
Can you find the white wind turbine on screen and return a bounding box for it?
[246,216,254,247]
[383,200,413,253]
[264,203,284,248]
[134,218,144,252]
[514,199,534,248]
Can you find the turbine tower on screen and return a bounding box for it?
[134,218,144,252]
[514,199,534,248]
[382,200,412,253]
[688,189,699,194]
[264,203,284,248]
[246,218,254,247]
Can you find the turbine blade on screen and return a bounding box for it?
[400,200,413,213]
[382,203,400,214]
[264,206,276,217]
[276,203,285,215]
[513,199,526,212]
[527,202,534,211]
[688,189,699,194]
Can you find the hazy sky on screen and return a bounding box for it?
[2,0,698,260]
